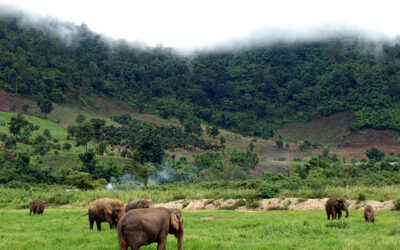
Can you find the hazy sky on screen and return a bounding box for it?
[2,0,400,49]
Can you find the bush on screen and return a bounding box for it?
[234,199,246,208]
[245,199,260,209]
[4,181,30,190]
[393,199,400,211]
[357,193,367,201]
[63,142,72,151]
[257,182,281,198]
[182,201,189,208]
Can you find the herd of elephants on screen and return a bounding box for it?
[28,196,375,249]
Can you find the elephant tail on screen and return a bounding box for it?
[78,213,88,220]
[117,225,129,250]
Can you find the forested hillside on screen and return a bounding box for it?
[1,12,400,137]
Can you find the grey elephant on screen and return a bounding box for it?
[325,197,349,220]
[117,207,184,250]
[88,198,125,231]
[125,199,154,213]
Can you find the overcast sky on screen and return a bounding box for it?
[2,0,400,49]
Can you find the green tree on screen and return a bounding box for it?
[125,159,155,189]
[183,117,202,136]
[75,114,86,124]
[220,136,226,145]
[8,114,29,139]
[37,99,53,116]
[134,126,165,163]
[43,129,51,140]
[22,104,29,113]
[365,147,385,161]
[275,138,283,150]
[75,123,95,151]
[210,126,219,138]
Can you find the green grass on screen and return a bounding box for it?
[0,111,68,140]
[1,209,400,249]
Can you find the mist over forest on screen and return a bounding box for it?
[1,6,400,139]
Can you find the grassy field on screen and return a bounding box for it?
[1,209,400,249]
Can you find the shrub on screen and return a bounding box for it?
[234,199,246,207]
[63,142,72,151]
[268,205,288,210]
[245,199,260,209]
[393,199,400,211]
[4,181,30,190]
[257,182,281,198]
[357,193,367,201]
[173,193,186,200]
[182,201,189,208]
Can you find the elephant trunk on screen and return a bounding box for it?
[345,208,349,218]
[177,232,183,250]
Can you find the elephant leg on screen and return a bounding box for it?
[327,212,331,220]
[106,217,114,229]
[96,221,102,231]
[129,245,139,250]
[332,211,337,220]
[89,218,94,230]
[157,239,167,250]
[338,211,342,219]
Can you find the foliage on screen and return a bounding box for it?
[74,122,94,151]
[75,114,86,124]
[37,99,53,115]
[257,182,281,198]
[365,147,386,161]
[134,125,165,163]
[3,14,400,137]
[8,113,29,138]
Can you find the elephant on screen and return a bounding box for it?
[88,198,125,231]
[125,199,154,212]
[117,207,184,250]
[325,197,349,220]
[364,205,375,223]
[29,199,45,215]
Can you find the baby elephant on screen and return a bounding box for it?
[125,199,154,213]
[29,199,45,215]
[325,197,349,220]
[117,207,184,250]
[88,198,125,231]
[364,205,375,223]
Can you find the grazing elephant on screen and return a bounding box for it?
[325,197,349,220]
[117,207,184,250]
[364,205,375,223]
[29,199,45,215]
[88,198,125,231]
[125,199,154,212]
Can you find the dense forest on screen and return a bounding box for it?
[1,12,400,138]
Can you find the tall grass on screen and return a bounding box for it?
[1,185,399,209]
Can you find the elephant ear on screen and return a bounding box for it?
[170,211,182,232]
[110,201,119,207]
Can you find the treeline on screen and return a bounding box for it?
[2,14,400,137]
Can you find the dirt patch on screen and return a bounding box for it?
[155,198,395,211]
[200,216,233,220]
[0,88,19,112]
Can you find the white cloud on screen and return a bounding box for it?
[2,0,400,49]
